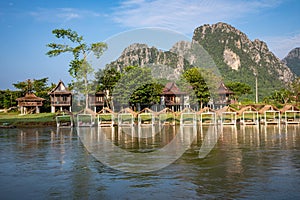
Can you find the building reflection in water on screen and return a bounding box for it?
[240,125,260,146]
[77,124,197,173]
[73,122,300,173]
[198,125,220,158]
[220,125,238,145]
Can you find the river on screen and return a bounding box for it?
[0,124,299,199]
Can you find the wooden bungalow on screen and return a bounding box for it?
[16,93,45,114]
[258,105,280,125]
[280,105,300,124]
[161,82,189,112]
[89,91,105,113]
[214,82,234,109]
[48,80,72,113]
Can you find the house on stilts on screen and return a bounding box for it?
[16,93,45,114]
[48,80,72,113]
[161,82,189,112]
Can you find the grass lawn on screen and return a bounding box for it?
[0,112,56,127]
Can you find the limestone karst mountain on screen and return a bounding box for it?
[107,22,296,99]
[282,47,300,76]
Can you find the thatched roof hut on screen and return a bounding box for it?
[118,107,138,118]
[280,104,300,113]
[237,105,257,115]
[258,105,279,114]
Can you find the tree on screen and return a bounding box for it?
[94,67,121,108]
[0,90,20,109]
[13,78,52,112]
[291,77,300,102]
[266,89,292,104]
[130,82,163,109]
[13,78,48,95]
[46,28,107,111]
[112,66,163,110]
[182,67,210,109]
[226,81,252,101]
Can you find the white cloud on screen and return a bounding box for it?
[112,0,282,34]
[263,33,300,59]
[29,8,101,23]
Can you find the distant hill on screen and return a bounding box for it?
[192,22,295,98]
[282,47,300,76]
[107,22,296,100]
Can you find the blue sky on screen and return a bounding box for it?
[0,0,299,90]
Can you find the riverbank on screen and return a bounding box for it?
[0,113,56,128]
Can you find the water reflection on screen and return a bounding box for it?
[78,124,198,173]
[0,124,300,199]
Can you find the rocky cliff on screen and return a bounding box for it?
[193,23,295,89]
[107,22,296,98]
[282,47,300,76]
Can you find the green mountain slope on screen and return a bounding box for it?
[282,47,300,76]
[106,22,296,101]
[192,22,295,99]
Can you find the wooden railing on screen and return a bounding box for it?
[51,101,71,105]
[19,102,43,106]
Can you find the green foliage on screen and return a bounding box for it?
[12,78,53,112]
[112,66,163,108]
[46,28,107,110]
[193,24,287,101]
[182,67,210,108]
[0,90,21,109]
[290,77,300,102]
[285,57,300,76]
[130,82,163,105]
[226,81,252,101]
[264,89,293,104]
[283,48,300,76]
[95,67,121,92]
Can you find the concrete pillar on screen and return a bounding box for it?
[51,106,55,113]
[36,106,40,113]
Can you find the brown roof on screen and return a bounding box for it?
[118,107,138,117]
[180,107,195,113]
[49,80,72,95]
[237,105,257,115]
[218,82,234,95]
[162,82,187,95]
[138,107,155,115]
[157,107,175,115]
[197,107,215,114]
[215,106,237,116]
[16,93,45,102]
[280,104,300,113]
[258,105,279,114]
[97,107,115,114]
[77,108,97,116]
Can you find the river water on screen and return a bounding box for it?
[0,124,299,199]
